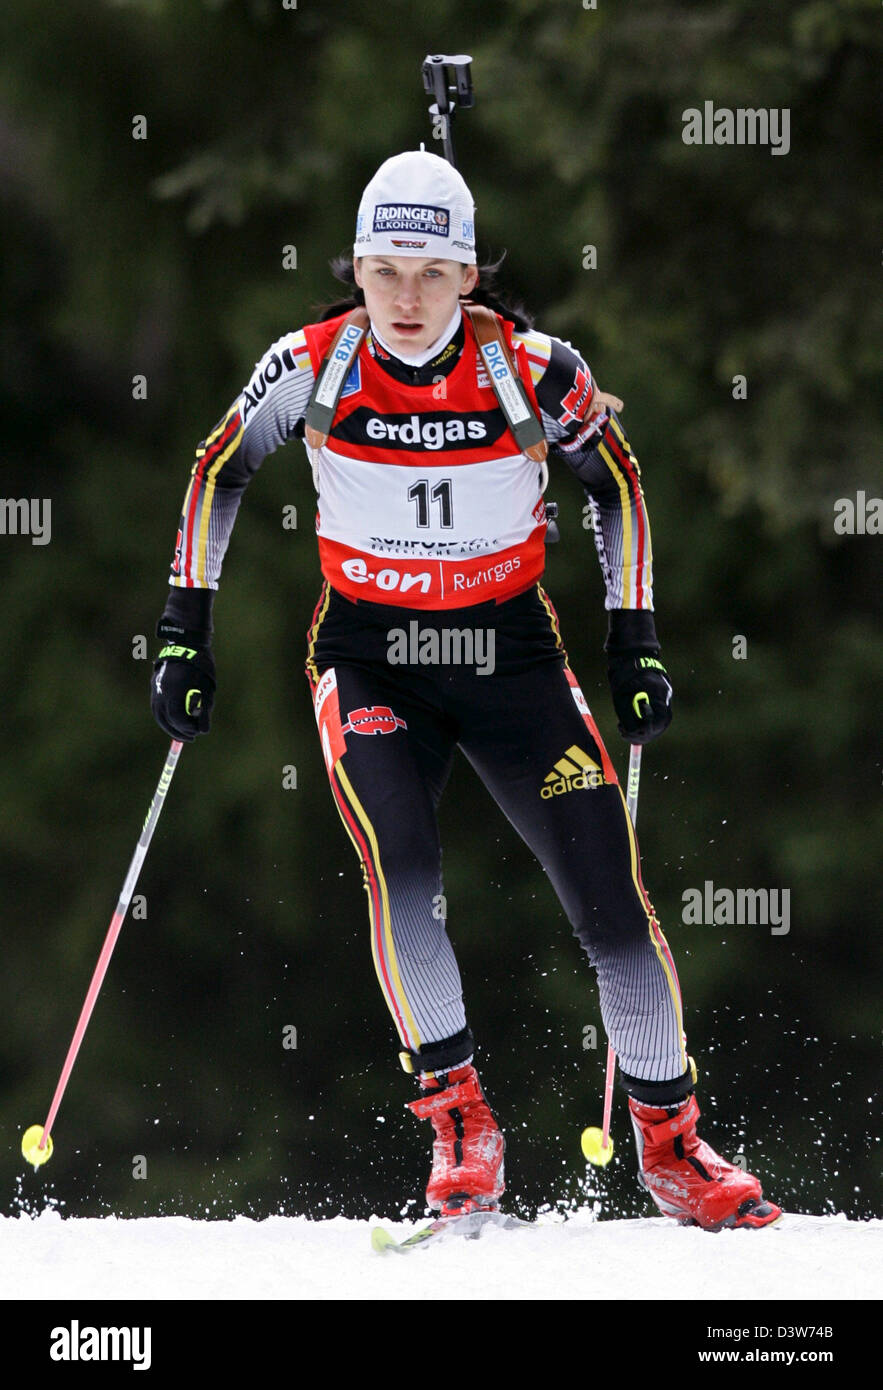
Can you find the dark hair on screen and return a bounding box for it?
[313,250,535,332]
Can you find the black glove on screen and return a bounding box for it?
[605,610,672,744]
[150,618,215,741]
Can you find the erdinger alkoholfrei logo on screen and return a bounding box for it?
[373,203,450,237]
[343,706,408,736]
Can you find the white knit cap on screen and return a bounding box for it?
[354,149,476,264]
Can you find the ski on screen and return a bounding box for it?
[371,1208,533,1254]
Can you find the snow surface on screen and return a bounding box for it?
[3,1209,881,1300]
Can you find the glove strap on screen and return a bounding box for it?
[156,617,211,651]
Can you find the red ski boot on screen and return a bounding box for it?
[629,1094,781,1230]
[406,1064,505,1218]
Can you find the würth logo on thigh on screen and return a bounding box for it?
[343,707,408,736]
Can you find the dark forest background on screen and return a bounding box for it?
[1,0,880,1225]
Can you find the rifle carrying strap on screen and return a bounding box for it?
[462,303,548,464]
[304,306,370,450]
[464,303,624,459]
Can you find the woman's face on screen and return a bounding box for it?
[353,255,479,355]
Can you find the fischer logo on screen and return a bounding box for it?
[341,557,433,595]
[373,203,449,236]
[342,706,408,735]
[365,413,488,450]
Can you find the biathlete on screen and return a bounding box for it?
[150,150,779,1230]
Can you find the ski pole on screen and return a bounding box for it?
[582,743,642,1167]
[21,739,184,1168]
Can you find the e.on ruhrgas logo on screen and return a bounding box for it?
[342,706,408,736]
